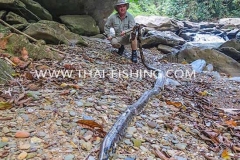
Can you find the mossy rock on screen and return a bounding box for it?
[5,33,63,60]
[0,59,14,84]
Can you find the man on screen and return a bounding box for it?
[104,0,138,63]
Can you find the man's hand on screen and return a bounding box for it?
[120,31,126,36]
[107,36,112,40]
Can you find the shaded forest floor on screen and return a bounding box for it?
[0,37,240,160]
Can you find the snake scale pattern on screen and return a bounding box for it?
[99,24,166,160]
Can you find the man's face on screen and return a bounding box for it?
[117,4,127,15]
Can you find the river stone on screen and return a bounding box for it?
[124,157,136,160]
[88,156,95,160]
[83,115,94,120]
[140,146,149,152]
[124,139,133,145]
[2,127,10,133]
[174,156,187,160]
[127,127,137,134]
[69,111,76,117]
[0,142,8,148]
[37,131,46,137]
[64,154,75,160]
[76,101,84,107]
[175,143,187,150]
[147,121,157,128]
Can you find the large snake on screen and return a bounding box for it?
[99,24,166,160]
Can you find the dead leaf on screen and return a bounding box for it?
[165,100,182,108]
[27,84,39,91]
[60,83,80,89]
[0,38,7,49]
[59,90,70,96]
[199,90,208,96]
[77,120,106,137]
[77,120,103,130]
[25,72,34,80]
[0,34,13,50]
[221,149,231,160]
[10,56,22,65]
[225,119,237,127]
[64,64,76,70]
[0,101,12,110]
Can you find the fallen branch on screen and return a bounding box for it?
[0,19,66,55]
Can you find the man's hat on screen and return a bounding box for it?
[114,0,129,11]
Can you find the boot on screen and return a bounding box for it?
[131,50,138,63]
[117,45,125,55]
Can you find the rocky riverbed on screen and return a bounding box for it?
[0,37,240,160]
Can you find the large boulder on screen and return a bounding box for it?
[142,30,186,48]
[0,59,14,84]
[176,48,240,76]
[135,16,183,32]
[59,15,100,36]
[19,0,52,20]
[23,20,88,46]
[0,0,52,21]
[219,18,240,28]
[2,33,63,60]
[34,0,118,32]
[5,11,28,24]
[218,39,240,62]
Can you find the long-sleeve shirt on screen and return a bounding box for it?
[104,12,136,37]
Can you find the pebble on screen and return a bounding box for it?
[124,139,133,145]
[26,153,37,159]
[88,156,95,160]
[140,114,147,118]
[83,115,94,120]
[57,131,65,136]
[64,154,75,160]
[84,102,94,107]
[84,130,93,141]
[17,151,28,160]
[127,127,137,134]
[31,137,42,143]
[15,131,30,138]
[124,157,135,160]
[175,143,187,150]
[81,141,92,151]
[3,127,10,133]
[147,121,157,128]
[175,156,187,160]
[69,111,76,117]
[140,146,148,152]
[76,101,84,107]
[2,137,8,142]
[19,143,31,150]
[150,114,159,118]
[37,131,46,137]
[21,114,29,121]
[0,142,8,148]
